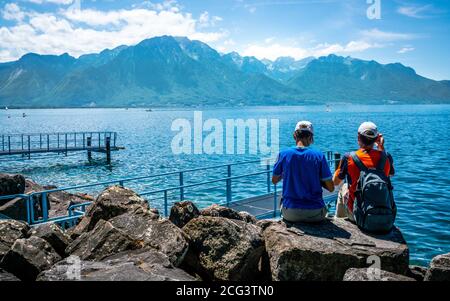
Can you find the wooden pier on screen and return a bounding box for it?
[0,132,123,164]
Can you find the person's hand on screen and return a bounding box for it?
[375,134,385,151]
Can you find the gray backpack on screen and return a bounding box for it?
[351,151,396,233]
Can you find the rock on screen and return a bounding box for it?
[110,208,188,266]
[182,216,264,281]
[169,201,200,228]
[37,250,196,281]
[0,268,20,281]
[407,265,428,281]
[0,174,25,196]
[66,219,138,261]
[0,236,61,281]
[201,204,257,224]
[262,218,409,281]
[70,186,149,237]
[0,220,29,260]
[343,268,415,281]
[29,223,72,257]
[424,252,450,281]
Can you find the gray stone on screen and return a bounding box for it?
[110,208,189,266]
[0,268,20,281]
[70,186,150,237]
[0,220,29,260]
[200,204,257,224]
[66,219,138,261]
[262,218,409,281]
[0,236,61,281]
[407,265,428,281]
[29,223,72,257]
[343,268,415,281]
[169,201,200,228]
[0,174,25,196]
[424,252,450,281]
[182,216,264,281]
[37,250,196,281]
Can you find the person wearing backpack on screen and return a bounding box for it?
[332,122,396,233]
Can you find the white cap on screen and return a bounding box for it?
[358,121,378,139]
[295,121,314,134]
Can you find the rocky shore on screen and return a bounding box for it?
[0,174,449,281]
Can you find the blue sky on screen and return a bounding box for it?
[0,0,449,80]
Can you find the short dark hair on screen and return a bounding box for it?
[295,130,313,141]
[359,134,377,146]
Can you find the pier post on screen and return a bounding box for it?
[334,153,341,171]
[179,172,184,202]
[87,136,92,162]
[106,136,111,164]
[226,165,232,206]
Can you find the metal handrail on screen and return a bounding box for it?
[0,152,341,227]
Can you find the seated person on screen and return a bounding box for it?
[272,121,334,223]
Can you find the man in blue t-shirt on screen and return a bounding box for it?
[272,121,334,223]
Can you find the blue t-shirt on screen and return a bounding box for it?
[272,147,332,209]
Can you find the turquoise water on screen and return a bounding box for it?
[1,105,449,266]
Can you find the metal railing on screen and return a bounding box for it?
[0,132,117,157]
[0,151,341,228]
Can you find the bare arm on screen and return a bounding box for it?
[272,175,282,185]
[321,179,335,192]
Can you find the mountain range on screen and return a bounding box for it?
[0,35,449,108]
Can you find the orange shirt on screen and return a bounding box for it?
[334,149,394,212]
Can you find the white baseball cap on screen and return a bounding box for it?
[295,121,314,134]
[358,122,378,139]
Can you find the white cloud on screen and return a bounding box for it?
[360,28,418,42]
[28,0,74,5]
[397,4,443,19]
[241,40,379,61]
[2,3,25,21]
[0,1,226,62]
[397,47,415,54]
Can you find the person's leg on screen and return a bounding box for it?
[281,206,327,223]
[335,183,356,222]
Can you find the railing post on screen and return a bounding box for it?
[27,136,31,159]
[334,152,341,171]
[106,136,111,164]
[273,184,278,218]
[179,172,184,202]
[26,196,32,224]
[226,165,232,206]
[74,133,77,148]
[47,134,50,151]
[41,193,48,222]
[266,162,271,193]
[21,134,24,150]
[164,190,168,217]
[87,136,92,162]
[39,134,42,149]
[65,133,68,155]
[83,133,86,148]
[8,136,11,154]
[1,135,4,152]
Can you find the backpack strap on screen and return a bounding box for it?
[350,152,368,171]
[376,151,387,172]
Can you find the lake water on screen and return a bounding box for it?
[1,105,449,266]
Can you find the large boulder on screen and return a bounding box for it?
[0,174,25,196]
[0,220,29,260]
[343,268,415,281]
[29,223,72,257]
[182,216,264,281]
[263,218,409,281]
[70,186,149,237]
[0,236,61,281]
[200,204,257,224]
[110,208,189,266]
[169,201,200,228]
[424,253,450,281]
[407,265,428,281]
[37,250,196,281]
[66,219,138,261]
[0,268,20,281]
